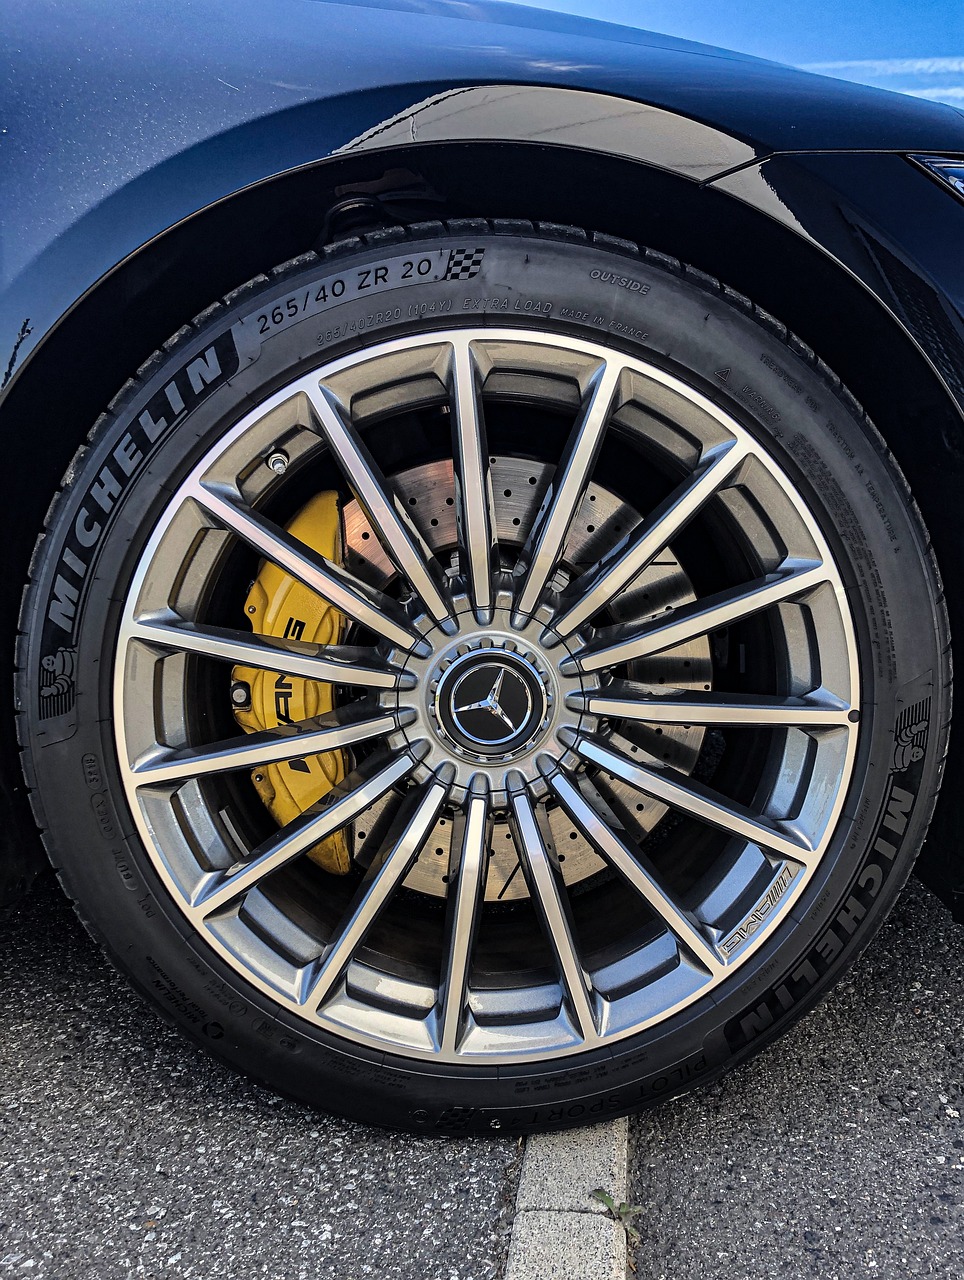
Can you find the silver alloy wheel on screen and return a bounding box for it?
[114,329,860,1063]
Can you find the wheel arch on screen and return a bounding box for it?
[4,137,962,911]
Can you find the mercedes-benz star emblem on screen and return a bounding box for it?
[454,667,519,733]
[448,660,535,749]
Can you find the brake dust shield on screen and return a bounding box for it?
[231,491,351,874]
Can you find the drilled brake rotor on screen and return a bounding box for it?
[238,455,711,902]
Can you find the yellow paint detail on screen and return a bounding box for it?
[232,490,351,874]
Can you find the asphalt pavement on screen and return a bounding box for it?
[0,876,522,1280]
[3,871,962,1280]
[629,877,964,1280]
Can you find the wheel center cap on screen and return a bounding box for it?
[436,651,548,758]
[386,592,597,803]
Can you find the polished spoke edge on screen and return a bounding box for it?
[438,774,492,1054]
[450,339,498,624]
[509,773,599,1042]
[549,436,750,641]
[189,479,428,654]
[132,708,409,785]
[514,358,623,621]
[544,762,726,976]
[189,750,420,917]
[303,380,454,628]
[127,615,415,690]
[568,732,815,865]
[566,559,831,673]
[570,685,853,728]
[300,765,455,1014]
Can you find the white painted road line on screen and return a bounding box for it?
[505,1117,630,1280]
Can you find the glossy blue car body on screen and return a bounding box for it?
[3,0,964,911]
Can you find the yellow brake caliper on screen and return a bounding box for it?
[231,491,351,874]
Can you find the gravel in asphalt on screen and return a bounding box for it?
[629,878,964,1280]
[0,876,522,1280]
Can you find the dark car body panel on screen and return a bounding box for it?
[3,0,964,911]
[5,0,964,378]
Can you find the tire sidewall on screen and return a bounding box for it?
[19,227,947,1134]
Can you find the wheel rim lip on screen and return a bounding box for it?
[112,326,862,1065]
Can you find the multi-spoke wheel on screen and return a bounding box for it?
[19,225,948,1133]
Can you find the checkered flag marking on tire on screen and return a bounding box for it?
[442,247,485,280]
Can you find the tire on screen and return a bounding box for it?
[16,221,950,1135]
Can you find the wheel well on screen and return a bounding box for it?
[5,139,962,907]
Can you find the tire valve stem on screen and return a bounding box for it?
[267,450,289,475]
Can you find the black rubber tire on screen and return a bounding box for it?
[15,221,950,1135]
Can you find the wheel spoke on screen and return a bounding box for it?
[191,752,417,916]
[567,559,829,674]
[550,438,748,640]
[450,340,498,622]
[438,775,491,1055]
[572,684,852,727]
[303,380,453,626]
[132,707,402,785]
[301,769,454,1014]
[508,775,598,1042]
[190,480,425,653]
[545,765,726,975]
[126,616,416,690]
[571,734,814,864]
[514,358,623,620]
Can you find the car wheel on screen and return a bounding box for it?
[16,222,950,1134]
